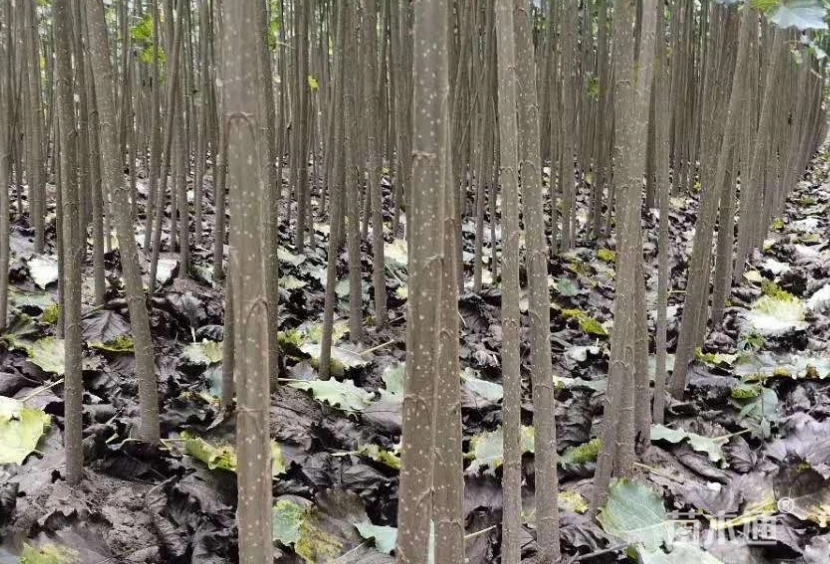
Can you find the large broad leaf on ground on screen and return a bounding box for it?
[733,387,779,439]
[354,521,397,554]
[744,295,807,336]
[384,238,407,271]
[181,340,224,366]
[82,310,131,344]
[0,396,51,464]
[286,378,374,412]
[768,0,828,30]
[300,342,371,376]
[28,255,59,289]
[465,426,534,474]
[650,424,727,464]
[378,362,405,402]
[734,352,830,381]
[25,337,66,375]
[271,491,386,562]
[9,288,55,311]
[775,460,830,527]
[768,416,830,478]
[181,431,286,477]
[19,543,81,564]
[597,479,668,547]
[461,368,503,402]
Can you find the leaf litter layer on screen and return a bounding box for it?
[5,157,830,563]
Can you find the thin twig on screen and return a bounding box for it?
[20,377,65,402]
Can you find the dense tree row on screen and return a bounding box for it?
[0,0,828,561]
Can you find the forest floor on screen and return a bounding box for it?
[3,150,830,564]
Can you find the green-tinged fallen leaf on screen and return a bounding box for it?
[357,444,401,470]
[465,426,534,474]
[743,270,764,284]
[552,375,607,392]
[384,238,408,270]
[25,337,65,375]
[272,441,287,477]
[89,334,134,353]
[354,521,397,554]
[650,424,726,464]
[20,543,80,564]
[182,431,236,472]
[598,479,667,548]
[559,490,589,514]
[552,277,580,297]
[272,499,307,546]
[462,368,503,402]
[9,288,56,311]
[182,431,287,477]
[286,378,374,412]
[295,509,348,563]
[395,285,408,300]
[300,342,371,376]
[559,438,601,470]
[695,348,738,367]
[597,248,616,263]
[0,396,51,465]
[733,387,779,439]
[731,382,762,399]
[761,280,794,300]
[181,340,223,366]
[561,309,608,337]
[40,304,59,325]
[745,295,807,336]
[381,362,405,399]
[304,320,349,344]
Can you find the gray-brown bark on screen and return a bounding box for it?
[222,0,274,559]
[592,0,656,512]
[514,0,559,560]
[495,0,522,560]
[86,0,161,445]
[54,0,83,486]
[395,0,448,560]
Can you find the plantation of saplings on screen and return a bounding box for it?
[3,0,830,563]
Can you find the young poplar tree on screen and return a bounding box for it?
[396,0,448,560]
[222,0,273,560]
[54,0,83,486]
[494,0,523,560]
[592,0,657,511]
[670,5,752,396]
[514,0,559,560]
[0,0,9,333]
[86,0,160,445]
